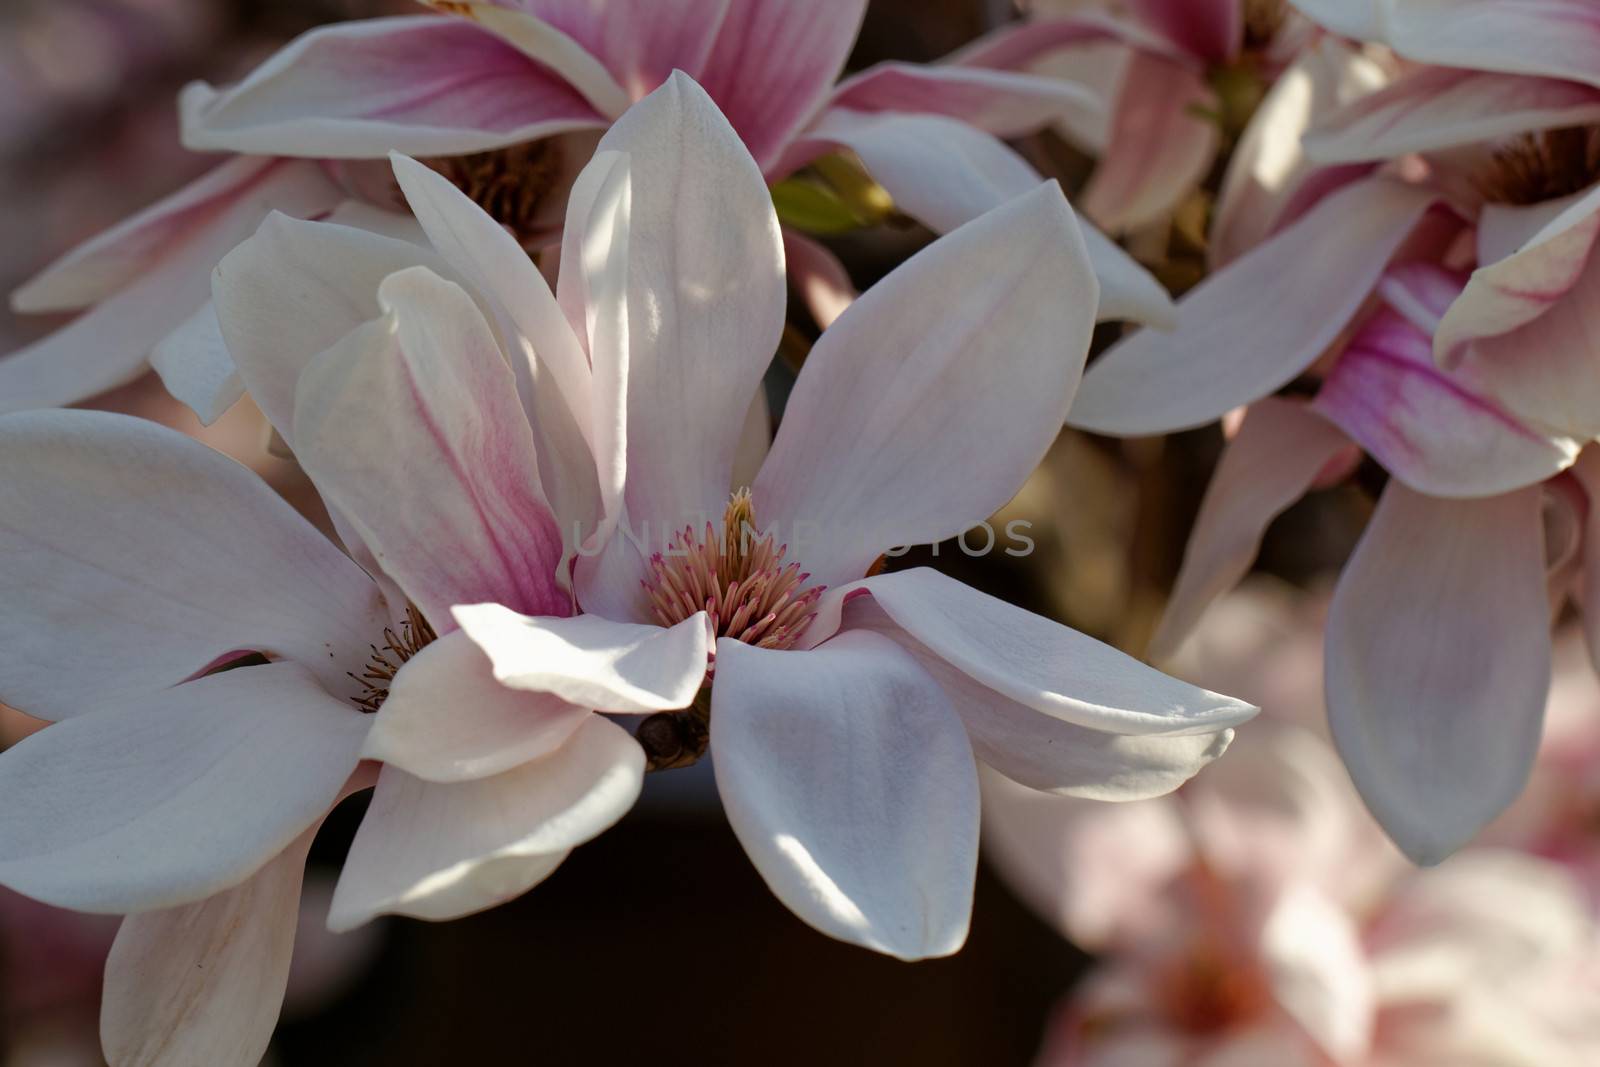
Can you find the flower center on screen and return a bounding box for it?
[425,139,565,247]
[641,489,825,653]
[1241,0,1286,49]
[1477,125,1600,205]
[347,604,437,713]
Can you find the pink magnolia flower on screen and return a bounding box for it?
[0,0,1176,419]
[289,72,1266,961]
[963,0,1315,235]
[984,590,1600,1067]
[1057,3,1600,863]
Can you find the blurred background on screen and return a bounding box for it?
[1,2,1593,1065]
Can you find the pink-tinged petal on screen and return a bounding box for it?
[148,302,242,426]
[1306,68,1600,165]
[844,597,1233,800]
[1212,38,1389,268]
[452,605,710,713]
[1437,184,1600,362]
[361,631,591,783]
[757,182,1097,589]
[0,161,340,414]
[1376,261,1463,334]
[1258,886,1375,1061]
[1326,482,1551,864]
[1069,178,1438,434]
[389,152,601,564]
[0,662,367,913]
[1082,52,1219,234]
[1150,399,1354,661]
[504,0,728,100]
[1315,306,1580,497]
[819,568,1258,737]
[0,412,384,720]
[783,229,855,329]
[291,267,567,625]
[947,12,1181,72]
[11,157,287,315]
[1383,0,1600,91]
[1128,0,1240,62]
[101,826,316,1067]
[698,0,866,171]
[179,16,605,158]
[978,765,1190,949]
[418,2,630,118]
[213,212,445,447]
[1569,450,1600,672]
[591,74,785,550]
[711,632,978,960]
[826,61,1102,140]
[791,110,1173,325]
[327,715,642,930]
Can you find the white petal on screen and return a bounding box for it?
[148,301,242,426]
[1069,177,1437,434]
[292,266,568,624]
[1151,399,1353,661]
[711,632,979,960]
[756,181,1097,590]
[328,715,642,929]
[101,828,315,1067]
[453,605,709,713]
[814,567,1258,736]
[0,662,366,913]
[1259,885,1376,1061]
[1384,0,1600,92]
[1326,482,1551,864]
[0,411,384,719]
[362,631,591,782]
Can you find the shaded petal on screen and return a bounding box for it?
[1326,482,1550,864]
[101,827,315,1067]
[1313,306,1580,497]
[711,632,978,960]
[213,212,445,446]
[699,0,866,170]
[328,715,642,929]
[1082,52,1219,234]
[148,301,242,426]
[793,109,1173,325]
[825,61,1102,140]
[782,229,855,329]
[292,266,567,624]
[1151,398,1353,661]
[1384,0,1600,91]
[591,73,785,543]
[845,597,1233,800]
[507,0,728,100]
[1305,68,1600,164]
[1069,177,1437,434]
[0,161,339,414]
[977,765,1190,949]
[1568,450,1600,672]
[818,568,1258,736]
[0,662,366,913]
[1435,183,1600,361]
[453,605,709,713]
[1286,0,1385,38]
[1125,0,1240,63]
[0,411,383,719]
[180,15,604,158]
[363,631,591,783]
[756,182,1097,589]
[1212,38,1389,268]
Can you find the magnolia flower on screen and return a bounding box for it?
[0,182,650,1056]
[0,0,1177,421]
[289,71,1262,961]
[984,590,1600,1067]
[966,0,1312,235]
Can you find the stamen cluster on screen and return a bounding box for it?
[348,604,438,713]
[1478,125,1600,205]
[642,489,824,653]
